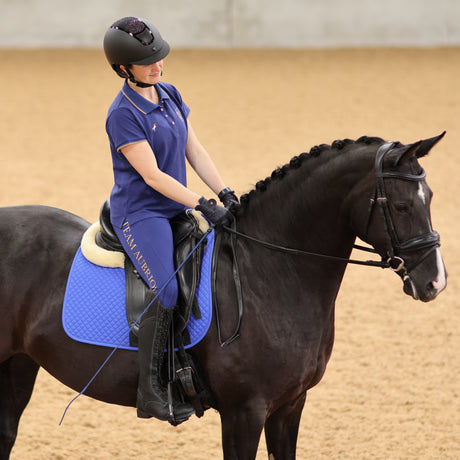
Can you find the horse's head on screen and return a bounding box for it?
[351,133,447,302]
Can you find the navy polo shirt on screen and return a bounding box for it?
[106,81,190,227]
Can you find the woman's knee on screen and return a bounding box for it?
[157,276,178,309]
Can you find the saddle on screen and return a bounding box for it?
[95,199,209,347]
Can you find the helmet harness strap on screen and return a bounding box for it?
[124,67,155,88]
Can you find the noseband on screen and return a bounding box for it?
[365,142,440,278]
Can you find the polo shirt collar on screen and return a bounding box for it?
[121,80,170,114]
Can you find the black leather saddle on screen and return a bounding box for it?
[96,199,207,347]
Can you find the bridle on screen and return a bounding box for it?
[224,142,440,277]
[365,142,440,279]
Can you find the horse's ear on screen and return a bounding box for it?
[391,131,446,167]
[414,131,446,159]
[390,142,422,167]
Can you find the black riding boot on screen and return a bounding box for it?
[136,298,195,424]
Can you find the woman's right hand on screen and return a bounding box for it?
[195,197,234,228]
[218,187,240,210]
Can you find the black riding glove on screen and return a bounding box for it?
[195,197,234,228]
[218,187,240,210]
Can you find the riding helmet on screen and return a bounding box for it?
[103,17,170,79]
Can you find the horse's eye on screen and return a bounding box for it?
[394,202,409,212]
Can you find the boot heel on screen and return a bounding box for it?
[136,408,151,419]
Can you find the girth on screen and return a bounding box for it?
[96,199,207,347]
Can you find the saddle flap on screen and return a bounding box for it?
[171,210,208,335]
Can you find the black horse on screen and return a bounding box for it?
[0,134,446,460]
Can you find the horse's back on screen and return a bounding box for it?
[0,205,89,361]
[0,205,89,266]
[0,204,88,234]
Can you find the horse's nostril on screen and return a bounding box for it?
[426,282,434,292]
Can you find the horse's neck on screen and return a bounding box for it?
[232,151,370,330]
[238,152,365,257]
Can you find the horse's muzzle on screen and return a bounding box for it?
[402,249,447,302]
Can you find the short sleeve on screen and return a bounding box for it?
[106,108,147,152]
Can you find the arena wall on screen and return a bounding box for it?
[0,0,458,48]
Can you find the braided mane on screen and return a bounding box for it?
[236,136,384,216]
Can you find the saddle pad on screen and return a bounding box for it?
[62,230,215,351]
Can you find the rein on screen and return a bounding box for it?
[224,226,391,269]
[225,142,440,275]
[217,224,389,348]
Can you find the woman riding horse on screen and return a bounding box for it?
[103,16,238,423]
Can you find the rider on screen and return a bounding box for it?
[103,17,238,424]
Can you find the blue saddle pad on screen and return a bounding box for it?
[62,230,215,351]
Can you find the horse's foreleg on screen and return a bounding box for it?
[220,406,265,460]
[0,355,39,460]
[264,392,307,460]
